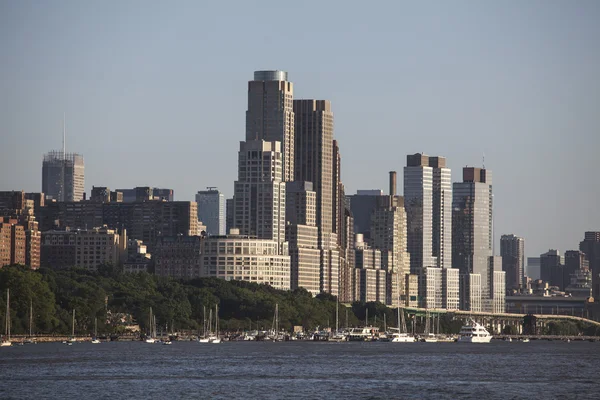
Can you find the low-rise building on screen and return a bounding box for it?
[200,231,291,290]
[153,235,202,279]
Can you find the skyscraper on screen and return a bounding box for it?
[42,151,84,202]
[232,140,286,247]
[294,99,338,295]
[452,167,493,311]
[500,234,525,290]
[430,156,452,269]
[370,172,410,305]
[246,70,294,182]
[580,232,600,300]
[285,181,320,295]
[195,188,225,236]
[404,154,435,274]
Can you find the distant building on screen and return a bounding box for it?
[247,70,295,182]
[526,257,541,280]
[42,150,85,202]
[201,232,291,290]
[540,249,565,289]
[232,140,286,247]
[195,188,225,236]
[41,226,126,270]
[453,167,498,312]
[354,234,386,303]
[39,200,198,252]
[153,235,202,279]
[348,189,383,239]
[285,182,320,295]
[500,234,525,290]
[580,232,600,300]
[419,267,442,309]
[0,194,41,269]
[123,239,151,273]
[225,198,233,234]
[115,187,174,202]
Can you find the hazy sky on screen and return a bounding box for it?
[1,1,598,257]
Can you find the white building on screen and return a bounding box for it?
[200,231,291,291]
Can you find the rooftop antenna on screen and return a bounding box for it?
[62,112,66,157]
[482,152,485,169]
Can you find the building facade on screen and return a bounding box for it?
[232,140,286,248]
[246,70,295,182]
[196,188,226,236]
[41,226,126,270]
[500,234,525,290]
[201,233,291,290]
[580,232,600,300]
[153,235,202,279]
[42,151,84,202]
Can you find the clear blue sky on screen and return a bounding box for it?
[1,0,598,257]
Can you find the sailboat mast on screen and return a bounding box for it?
[6,289,10,340]
[29,300,33,337]
[335,297,339,333]
[71,309,75,337]
[365,308,368,327]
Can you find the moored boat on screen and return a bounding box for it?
[457,320,492,343]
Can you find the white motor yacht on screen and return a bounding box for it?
[457,321,492,343]
[391,332,416,343]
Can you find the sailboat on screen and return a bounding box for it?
[210,305,221,343]
[67,309,76,344]
[1,289,11,347]
[270,303,284,342]
[329,297,346,342]
[198,306,211,343]
[91,318,100,344]
[421,311,438,342]
[145,307,156,343]
[388,273,415,343]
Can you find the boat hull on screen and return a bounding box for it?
[458,336,492,343]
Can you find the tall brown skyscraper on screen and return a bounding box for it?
[246,70,295,182]
[294,99,338,294]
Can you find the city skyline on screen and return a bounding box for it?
[1,1,599,257]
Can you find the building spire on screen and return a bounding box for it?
[62,112,66,157]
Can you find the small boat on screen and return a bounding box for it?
[391,332,416,343]
[457,320,492,343]
[163,340,172,345]
[521,338,530,343]
[91,339,101,344]
[1,289,12,347]
[421,334,438,343]
[504,337,512,342]
[91,318,100,343]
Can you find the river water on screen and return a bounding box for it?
[0,340,598,399]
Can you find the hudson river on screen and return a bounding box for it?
[1,341,599,399]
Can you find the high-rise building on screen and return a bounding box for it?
[370,172,410,306]
[285,181,320,295]
[355,234,386,303]
[42,151,84,202]
[580,232,600,300]
[500,234,525,290]
[348,189,383,239]
[294,99,338,294]
[429,156,452,269]
[404,154,435,274]
[195,188,225,236]
[246,70,294,182]
[526,257,541,280]
[225,198,233,234]
[540,249,564,289]
[232,140,286,248]
[452,167,494,311]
